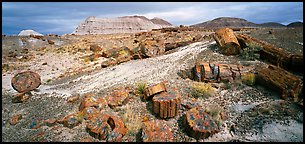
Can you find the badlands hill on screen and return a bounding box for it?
[191,17,258,29]
[18,29,43,36]
[72,15,173,35]
[191,17,302,29]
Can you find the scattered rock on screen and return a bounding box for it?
[11,71,41,93]
[90,44,103,52]
[47,39,55,45]
[9,114,22,125]
[66,94,80,103]
[106,90,130,109]
[12,92,30,103]
[57,112,82,129]
[141,120,174,142]
[43,118,58,127]
[42,62,47,65]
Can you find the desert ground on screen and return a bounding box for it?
[2,27,303,142]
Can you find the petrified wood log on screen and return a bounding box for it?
[144,82,167,100]
[141,120,174,142]
[11,71,41,93]
[140,39,166,58]
[213,28,241,55]
[152,90,181,119]
[179,62,252,83]
[236,34,303,73]
[184,106,220,139]
[255,64,303,100]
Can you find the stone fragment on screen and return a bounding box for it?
[79,93,100,111]
[66,94,80,103]
[152,90,181,119]
[101,58,117,68]
[11,71,41,93]
[47,39,55,45]
[43,118,57,127]
[140,39,165,58]
[106,90,129,109]
[57,112,82,128]
[86,112,127,142]
[9,114,22,125]
[184,106,220,139]
[12,92,30,103]
[144,82,167,100]
[90,44,103,52]
[213,28,241,55]
[141,120,174,142]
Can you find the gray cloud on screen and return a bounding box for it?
[2,2,303,35]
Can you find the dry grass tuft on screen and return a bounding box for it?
[190,82,216,98]
[121,105,142,135]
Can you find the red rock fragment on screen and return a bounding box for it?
[9,114,22,125]
[106,90,129,109]
[86,112,127,142]
[141,120,174,142]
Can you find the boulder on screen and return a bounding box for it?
[11,71,41,93]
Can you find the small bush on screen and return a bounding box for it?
[242,73,255,86]
[135,82,147,97]
[190,82,216,98]
[205,104,224,128]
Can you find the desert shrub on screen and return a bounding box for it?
[135,81,147,97]
[204,104,225,128]
[190,82,216,98]
[121,105,142,135]
[239,44,261,61]
[241,73,256,86]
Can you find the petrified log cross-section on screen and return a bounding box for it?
[255,64,303,100]
[236,34,303,73]
[11,71,41,93]
[144,82,167,100]
[152,90,181,119]
[184,106,220,140]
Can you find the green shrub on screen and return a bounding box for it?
[190,82,216,98]
[135,81,147,97]
[242,73,255,86]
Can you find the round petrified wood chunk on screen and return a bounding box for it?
[141,120,174,142]
[144,82,167,100]
[11,71,41,93]
[86,112,127,142]
[152,90,181,119]
[184,106,220,139]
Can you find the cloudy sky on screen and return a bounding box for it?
[2,2,303,35]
